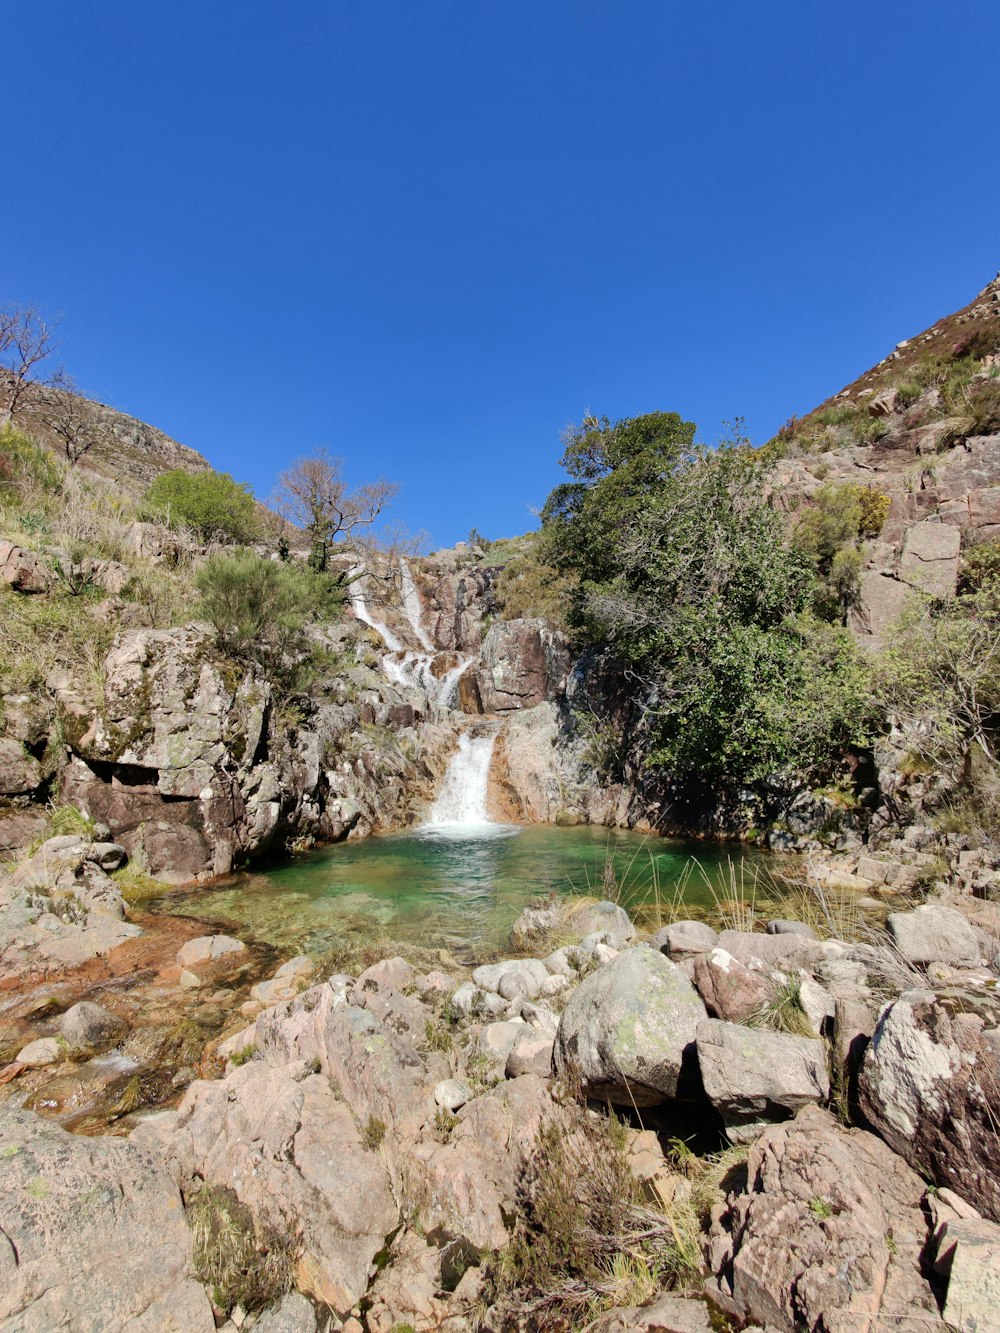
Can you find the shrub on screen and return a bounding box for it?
[145,468,260,544]
[195,551,343,676]
[188,1184,294,1314]
[0,426,61,502]
[959,540,1000,596]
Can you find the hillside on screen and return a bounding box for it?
[770,274,1000,639]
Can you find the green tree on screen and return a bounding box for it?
[145,469,260,544]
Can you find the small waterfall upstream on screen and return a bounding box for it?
[350,561,470,710]
[425,730,499,830]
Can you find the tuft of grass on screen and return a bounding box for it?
[748,977,817,1037]
[229,1044,255,1067]
[480,1106,704,1327]
[362,1114,387,1151]
[188,1183,295,1315]
[111,862,170,904]
[26,803,97,855]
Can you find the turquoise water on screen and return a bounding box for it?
[150,825,770,960]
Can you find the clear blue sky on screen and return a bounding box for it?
[5,2,998,548]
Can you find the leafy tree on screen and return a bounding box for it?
[540,411,872,788]
[145,468,260,544]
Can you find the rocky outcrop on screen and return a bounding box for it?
[475,618,571,712]
[859,988,1000,1222]
[708,1106,947,1331]
[696,1021,829,1142]
[422,560,497,653]
[0,1105,214,1331]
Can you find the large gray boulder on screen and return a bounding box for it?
[0,1106,214,1331]
[859,989,1000,1221]
[696,1020,829,1141]
[707,1106,947,1331]
[887,904,981,966]
[553,947,706,1106]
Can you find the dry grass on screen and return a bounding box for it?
[188,1183,295,1315]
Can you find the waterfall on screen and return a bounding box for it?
[399,559,435,653]
[426,731,497,828]
[349,570,403,653]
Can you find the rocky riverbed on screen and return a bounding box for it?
[2,838,999,1331]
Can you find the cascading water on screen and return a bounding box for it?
[350,561,469,710]
[425,730,499,829]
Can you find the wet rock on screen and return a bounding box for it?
[57,1000,128,1055]
[554,947,706,1106]
[708,1106,946,1331]
[692,948,775,1023]
[0,1105,214,1331]
[696,1020,829,1141]
[177,934,249,968]
[887,904,981,966]
[649,920,718,957]
[859,989,1000,1221]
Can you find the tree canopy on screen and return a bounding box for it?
[145,468,260,544]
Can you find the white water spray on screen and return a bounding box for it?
[426,731,498,828]
[349,570,403,653]
[400,559,435,653]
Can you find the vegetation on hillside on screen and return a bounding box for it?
[144,468,261,544]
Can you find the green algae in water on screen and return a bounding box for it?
[150,825,768,959]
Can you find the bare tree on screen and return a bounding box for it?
[0,306,63,423]
[273,448,399,575]
[37,381,111,467]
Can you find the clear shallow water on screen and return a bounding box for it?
[150,825,771,961]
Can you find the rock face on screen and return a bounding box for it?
[0,1105,214,1331]
[553,947,706,1105]
[859,989,1000,1221]
[708,1106,947,1331]
[475,618,571,713]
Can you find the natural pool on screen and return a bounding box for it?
[150,824,775,961]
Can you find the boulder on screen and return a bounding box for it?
[898,519,961,598]
[649,920,718,957]
[0,1105,214,1331]
[434,1079,472,1112]
[696,1020,829,1141]
[252,1291,318,1333]
[356,956,413,992]
[450,982,507,1019]
[859,989,1000,1221]
[887,904,981,966]
[0,541,49,592]
[510,899,563,949]
[273,955,315,983]
[476,618,571,712]
[707,1106,947,1331]
[765,919,819,938]
[589,1294,714,1332]
[692,948,776,1023]
[16,1037,63,1067]
[565,899,636,947]
[715,929,826,970]
[936,1217,1000,1332]
[57,1000,128,1054]
[0,737,43,795]
[553,947,706,1106]
[505,1032,554,1079]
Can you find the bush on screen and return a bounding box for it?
[0,426,62,502]
[195,551,343,676]
[145,469,260,544]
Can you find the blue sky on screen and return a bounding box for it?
[5,2,998,548]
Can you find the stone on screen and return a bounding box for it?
[471,957,549,996]
[356,956,414,992]
[16,1036,63,1067]
[505,1032,554,1079]
[692,948,775,1023]
[0,737,43,795]
[178,969,202,990]
[553,947,706,1106]
[708,1106,947,1331]
[250,978,299,1006]
[765,919,819,938]
[797,976,836,1037]
[273,955,315,983]
[589,1293,714,1332]
[539,972,570,998]
[57,1000,128,1054]
[251,1291,317,1333]
[414,970,454,995]
[498,969,532,1001]
[479,1021,524,1065]
[510,899,563,949]
[450,982,507,1019]
[649,920,718,957]
[566,899,636,947]
[937,1217,1000,1332]
[696,1020,829,1141]
[0,541,49,592]
[434,1078,472,1112]
[0,1105,214,1330]
[715,929,825,971]
[899,519,961,598]
[859,989,1000,1221]
[176,934,249,968]
[887,904,981,966]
